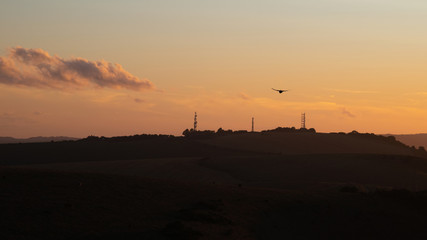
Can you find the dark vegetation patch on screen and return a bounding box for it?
[182,126,316,139]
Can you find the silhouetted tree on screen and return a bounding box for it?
[182,128,191,137]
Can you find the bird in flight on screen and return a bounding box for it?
[272,88,289,94]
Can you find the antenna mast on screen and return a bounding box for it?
[301,113,306,129]
[194,112,198,131]
[252,117,254,132]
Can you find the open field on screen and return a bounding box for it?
[3,167,427,239]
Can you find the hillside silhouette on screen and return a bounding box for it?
[202,131,426,156]
[2,130,426,166]
[3,129,427,239]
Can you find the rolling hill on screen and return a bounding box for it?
[3,131,427,239]
[201,132,425,156]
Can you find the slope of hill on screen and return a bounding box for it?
[4,132,427,239]
[2,132,426,166]
[389,134,427,149]
[0,136,79,144]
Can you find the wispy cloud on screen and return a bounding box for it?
[325,88,378,94]
[238,92,252,101]
[134,98,145,103]
[0,46,154,91]
[341,108,356,118]
[0,112,37,124]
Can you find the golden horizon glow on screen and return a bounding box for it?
[1,0,427,137]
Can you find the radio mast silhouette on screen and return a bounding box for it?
[301,113,306,129]
[194,112,198,131]
[252,117,254,132]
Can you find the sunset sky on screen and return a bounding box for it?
[1,0,427,138]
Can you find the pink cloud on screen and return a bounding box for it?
[0,46,154,91]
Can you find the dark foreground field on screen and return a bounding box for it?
[3,168,427,240]
[2,132,427,239]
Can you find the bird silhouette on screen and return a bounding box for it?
[272,88,289,94]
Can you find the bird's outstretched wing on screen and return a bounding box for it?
[272,88,289,93]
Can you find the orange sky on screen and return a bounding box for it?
[1,1,427,137]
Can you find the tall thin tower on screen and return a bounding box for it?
[301,113,306,129]
[194,112,198,131]
[252,117,254,132]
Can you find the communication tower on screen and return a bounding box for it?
[301,113,306,129]
[194,112,198,131]
[252,117,254,132]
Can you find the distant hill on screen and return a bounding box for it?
[387,134,427,149]
[0,136,80,144]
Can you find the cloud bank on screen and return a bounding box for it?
[0,47,153,91]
